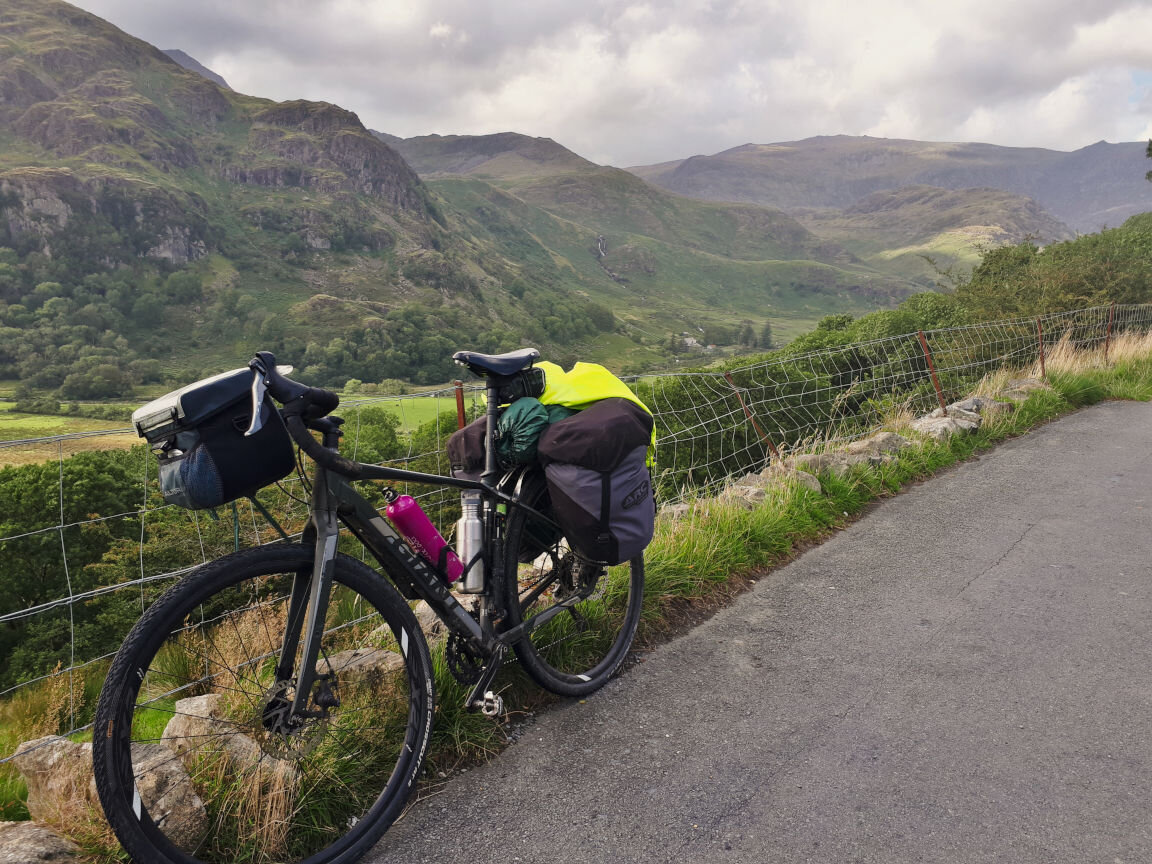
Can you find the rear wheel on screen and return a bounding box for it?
[502,473,644,697]
[93,544,433,864]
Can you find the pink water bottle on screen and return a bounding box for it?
[385,495,464,583]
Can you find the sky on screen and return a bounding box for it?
[74,0,1152,167]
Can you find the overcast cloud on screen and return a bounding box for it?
[73,0,1152,166]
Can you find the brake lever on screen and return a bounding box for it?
[245,368,269,437]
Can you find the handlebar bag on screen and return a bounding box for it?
[536,397,655,565]
[132,368,296,510]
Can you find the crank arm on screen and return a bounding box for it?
[465,643,507,714]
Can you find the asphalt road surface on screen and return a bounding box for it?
[368,400,1152,864]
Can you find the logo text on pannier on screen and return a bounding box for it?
[622,478,650,510]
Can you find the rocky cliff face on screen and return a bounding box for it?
[0,0,429,265]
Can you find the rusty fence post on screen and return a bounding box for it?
[723,372,781,461]
[917,330,948,414]
[1036,317,1046,380]
[453,380,467,430]
[1104,302,1116,361]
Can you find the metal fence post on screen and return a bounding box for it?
[723,372,782,460]
[453,380,466,430]
[917,331,948,414]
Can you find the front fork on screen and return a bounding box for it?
[270,438,342,727]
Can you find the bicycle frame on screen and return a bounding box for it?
[274,422,559,718]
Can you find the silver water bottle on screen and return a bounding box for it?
[456,491,485,593]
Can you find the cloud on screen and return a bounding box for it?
[73,0,1152,165]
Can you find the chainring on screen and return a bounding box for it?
[446,632,485,684]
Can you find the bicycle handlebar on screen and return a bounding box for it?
[250,351,340,419]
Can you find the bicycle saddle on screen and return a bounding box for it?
[452,348,540,377]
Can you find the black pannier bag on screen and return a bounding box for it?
[536,397,655,565]
[132,368,296,510]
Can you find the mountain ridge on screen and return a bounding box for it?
[628,135,1152,233]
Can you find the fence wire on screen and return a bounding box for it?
[0,303,1148,757]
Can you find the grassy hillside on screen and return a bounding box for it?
[794,185,1076,287]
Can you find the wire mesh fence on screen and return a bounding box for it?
[1,302,1149,756]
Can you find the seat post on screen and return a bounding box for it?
[482,380,502,487]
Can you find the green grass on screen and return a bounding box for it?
[0,410,128,441]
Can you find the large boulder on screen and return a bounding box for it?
[998,378,1050,402]
[9,737,95,823]
[783,452,885,477]
[842,431,912,456]
[948,396,1013,417]
[412,601,446,640]
[162,693,277,773]
[910,414,977,441]
[128,744,209,850]
[325,646,406,684]
[759,464,823,493]
[0,820,81,862]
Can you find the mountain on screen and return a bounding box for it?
[630,135,1152,233]
[792,185,1077,284]
[376,130,914,343]
[380,131,599,178]
[161,49,230,90]
[0,0,912,396]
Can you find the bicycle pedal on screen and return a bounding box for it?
[478,691,503,717]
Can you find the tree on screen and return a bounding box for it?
[760,321,774,350]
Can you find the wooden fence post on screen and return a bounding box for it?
[918,331,948,414]
[453,380,466,430]
[1036,317,1046,380]
[723,372,781,460]
[1104,302,1116,361]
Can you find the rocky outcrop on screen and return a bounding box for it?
[14,71,197,168]
[0,168,211,263]
[237,101,429,213]
[0,820,82,862]
[0,58,58,116]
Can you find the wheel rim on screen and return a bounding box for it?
[110,563,423,864]
[508,493,642,689]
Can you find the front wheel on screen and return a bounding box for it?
[502,474,645,697]
[92,544,433,864]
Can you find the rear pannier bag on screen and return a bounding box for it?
[132,368,296,510]
[536,397,655,565]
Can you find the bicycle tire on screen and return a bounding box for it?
[93,544,433,864]
[502,473,645,697]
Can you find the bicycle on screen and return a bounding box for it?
[92,348,646,864]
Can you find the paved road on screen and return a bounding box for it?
[369,401,1152,864]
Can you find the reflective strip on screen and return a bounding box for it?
[132,785,141,819]
[400,629,409,658]
[577,674,591,682]
[323,533,338,561]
